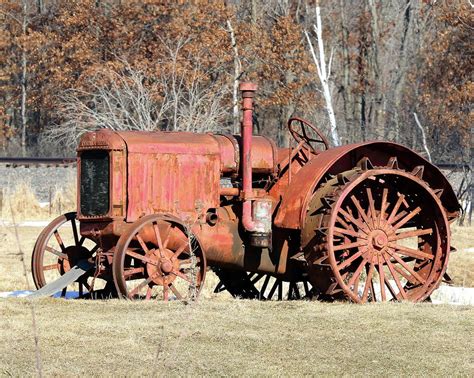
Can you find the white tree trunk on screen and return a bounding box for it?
[304,3,340,146]
[413,112,432,163]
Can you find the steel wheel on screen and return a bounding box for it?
[213,268,313,300]
[113,214,206,302]
[304,160,451,303]
[31,212,99,297]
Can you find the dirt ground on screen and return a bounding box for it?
[0,223,472,376]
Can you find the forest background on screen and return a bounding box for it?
[0,0,471,166]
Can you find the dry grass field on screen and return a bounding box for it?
[1,299,473,376]
[0,222,473,376]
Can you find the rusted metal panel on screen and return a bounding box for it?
[213,134,277,175]
[116,131,221,155]
[274,141,460,229]
[126,152,220,222]
[77,129,126,151]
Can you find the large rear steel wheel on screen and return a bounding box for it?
[303,160,451,303]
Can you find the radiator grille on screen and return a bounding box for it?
[80,151,109,216]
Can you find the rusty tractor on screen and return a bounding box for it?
[31,83,460,302]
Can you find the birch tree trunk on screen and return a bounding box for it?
[304,2,340,146]
[413,112,432,163]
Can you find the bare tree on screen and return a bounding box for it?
[45,51,229,147]
[304,1,340,146]
[44,67,171,146]
[226,19,242,134]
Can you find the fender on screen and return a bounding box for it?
[274,141,460,230]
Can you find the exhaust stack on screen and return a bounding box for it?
[239,82,272,247]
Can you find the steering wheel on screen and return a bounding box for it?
[288,117,329,154]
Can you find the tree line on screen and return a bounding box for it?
[0,0,471,166]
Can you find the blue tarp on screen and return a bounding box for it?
[0,290,82,299]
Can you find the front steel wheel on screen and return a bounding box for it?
[303,163,451,303]
[113,214,206,302]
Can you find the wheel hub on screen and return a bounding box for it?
[146,248,180,285]
[370,230,388,250]
[62,245,92,273]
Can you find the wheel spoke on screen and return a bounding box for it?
[267,279,279,299]
[145,286,152,300]
[54,231,66,251]
[214,281,225,293]
[350,195,372,229]
[336,216,352,230]
[387,250,426,285]
[362,262,375,303]
[392,207,421,230]
[153,222,165,257]
[71,220,79,245]
[389,210,408,225]
[376,255,387,301]
[366,188,377,229]
[260,275,271,299]
[123,267,145,278]
[293,283,301,299]
[171,269,192,283]
[126,250,158,266]
[42,263,59,271]
[178,258,195,267]
[45,246,67,260]
[348,259,367,293]
[389,243,434,260]
[163,223,173,249]
[333,227,365,239]
[303,280,310,297]
[169,283,183,300]
[333,239,367,251]
[383,255,407,299]
[339,208,368,234]
[128,275,155,298]
[389,228,433,241]
[136,234,151,255]
[171,242,189,262]
[78,236,86,246]
[383,275,398,300]
[379,188,389,226]
[387,194,405,223]
[163,284,169,302]
[81,280,91,291]
[251,273,264,285]
[337,248,366,271]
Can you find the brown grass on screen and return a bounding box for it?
[1,179,76,221]
[0,299,473,376]
[446,224,474,287]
